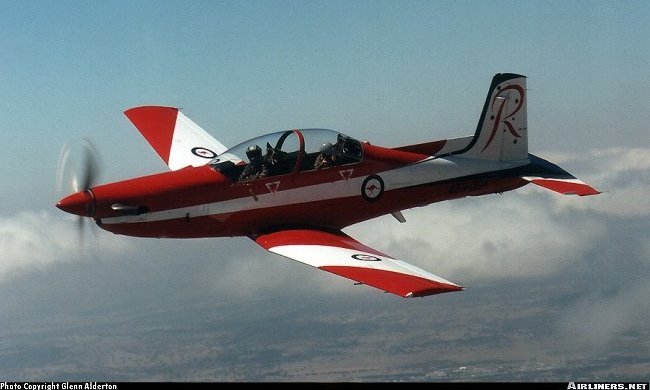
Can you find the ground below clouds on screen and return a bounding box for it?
[1,279,648,381]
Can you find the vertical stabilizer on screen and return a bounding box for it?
[458,73,528,161]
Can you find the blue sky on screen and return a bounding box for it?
[1,0,649,381]
[2,0,649,209]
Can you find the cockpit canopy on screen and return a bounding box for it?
[210,129,363,182]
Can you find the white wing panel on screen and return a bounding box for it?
[271,244,458,287]
[254,229,462,298]
[167,111,229,170]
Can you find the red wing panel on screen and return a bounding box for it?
[124,106,178,164]
[321,266,462,297]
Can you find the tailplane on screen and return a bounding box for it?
[522,155,600,196]
[456,73,528,161]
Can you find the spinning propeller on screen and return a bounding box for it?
[56,138,103,237]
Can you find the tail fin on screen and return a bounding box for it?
[124,106,228,171]
[457,73,528,161]
[452,74,600,196]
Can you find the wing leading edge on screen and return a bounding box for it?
[254,229,462,298]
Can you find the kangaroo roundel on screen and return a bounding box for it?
[361,174,384,201]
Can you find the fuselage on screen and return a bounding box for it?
[59,135,534,239]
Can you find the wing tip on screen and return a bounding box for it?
[405,284,464,298]
[124,105,179,116]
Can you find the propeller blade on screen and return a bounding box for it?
[56,144,72,194]
[77,213,85,236]
[80,137,101,191]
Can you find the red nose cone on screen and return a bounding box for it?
[56,191,93,216]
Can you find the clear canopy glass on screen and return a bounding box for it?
[210,129,363,181]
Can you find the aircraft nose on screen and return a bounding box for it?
[56,191,94,217]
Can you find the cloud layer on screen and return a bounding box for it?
[1,146,648,380]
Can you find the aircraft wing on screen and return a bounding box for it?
[254,229,462,298]
[125,106,228,171]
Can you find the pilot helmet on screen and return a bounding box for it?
[246,144,262,161]
[320,142,333,156]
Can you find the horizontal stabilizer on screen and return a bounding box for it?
[523,177,600,196]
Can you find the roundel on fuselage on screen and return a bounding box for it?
[361,174,384,202]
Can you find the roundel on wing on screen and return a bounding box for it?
[361,174,384,202]
[351,254,381,261]
[191,147,217,159]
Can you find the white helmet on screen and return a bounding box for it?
[246,144,262,161]
[320,142,333,156]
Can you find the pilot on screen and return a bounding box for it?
[238,144,269,181]
[314,142,337,169]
